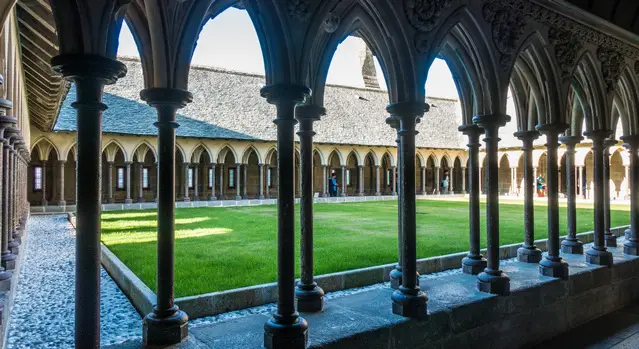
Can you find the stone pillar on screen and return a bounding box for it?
[450,167,455,193]
[434,166,440,194]
[621,135,639,255]
[260,85,309,349]
[107,161,114,203]
[58,160,67,206]
[624,165,630,200]
[388,102,429,318]
[258,163,265,199]
[209,164,216,200]
[193,163,200,200]
[137,162,144,202]
[461,167,467,193]
[603,139,617,247]
[461,125,487,275]
[41,160,48,206]
[537,124,569,279]
[124,162,132,204]
[474,114,510,295]
[321,165,327,197]
[242,164,248,199]
[140,88,191,344]
[390,166,397,195]
[560,136,584,254]
[375,165,381,196]
[51,55,127,347]
[340,165,347,197]
[511,168,517,195]
[0,116,17,280]
[515,131,542,262]
[183,162,190,202]
[7,140,19,253]
[421,166,426,194]
[576,166,583,198]
[387,118,403,289]
[358,165,364,196]
[235,163,242,200]
[294,104,324,312]
[584,130,613,267]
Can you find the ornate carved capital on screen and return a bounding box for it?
[288,0,311,22]
[597,47,624,92]
[548,28,582,81]
[404,0,453,55]
[322,12,339,33]
[482,0,527,71]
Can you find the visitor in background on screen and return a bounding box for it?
[329,173,339,197]
[442,170,450,194]
[536,175,546,197]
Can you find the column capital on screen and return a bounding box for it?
[514,130,540,141]
[584,129,612,141]
[0,116,17,137]
[258,163,264,167]
[358,165,363,169]
[558,135,583,147]
[603,138,618,148]
[472,113,510,128]
[459,123,484,136]
[386,101,429,117]
[183,162,190,166]
[140,88,193,109]
[536,123,569,134]
[58,160,67,165]
[51,54,127,85]
[321,164,327,168]
[107,160,114,165]
[295,104,324,121]
[621,134,639,148]
[260,84,310,105]
[124,161,133,166]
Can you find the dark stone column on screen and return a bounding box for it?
[621,135,639,255]
[51,54,126,348]
[434,166,440,194]
[209,164,216,200]
[391,166,397,196]
[41,160,48,206]
[261,84,310,349]
[294,104,324,313]
[321,165,327,197]
[388,101,429,318]
[560,136,584,254]
[375,165,381,195]
[340,165,347,197]
[193,163,199,200]
[0,117,16,279]
[358,165,364,196]
[183,162,190,202]
[474,114,510,295]
[537,124,569,279]
[218,164,224,200]
[58,160,67,206]
[603,139,617,247]
[124,161,132,204]
[460,124,487,274]
[138,162,144,202]
[584,130,613,267]
[258,163,264,199]
[242,164,248,199]
[7,136,20,253]
[515,130,542,262]
[140,88,192,345]
[235,163,242,200]
[388,118,403,289]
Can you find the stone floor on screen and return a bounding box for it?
[5,215,141,349]
[532,302,639,349]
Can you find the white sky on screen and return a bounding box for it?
[116,8,460,100]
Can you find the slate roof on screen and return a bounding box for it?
[54,58,465,149]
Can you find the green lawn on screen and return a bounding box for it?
[101,199,630,298]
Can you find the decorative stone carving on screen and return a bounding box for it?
[322,12,339,33]
[288,0,311,21]
[483,1,527,70]
[548,28,582,81]
[597,47,624,92]
[634,61,639,75]
[404,0,453,55]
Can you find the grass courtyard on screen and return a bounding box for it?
[101,199,630,298]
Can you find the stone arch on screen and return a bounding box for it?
[102,139,128,162]
[363,151,377,195]
[425,154,437,194]
[217,144,238,164]
[132,140,157,163]
[610,148,625,199]
[240,145,261,164]
[190,143,212,164]
[264,147,277,166]
[499,153,512,195]
[571,51,608,133]
[312,148,326,166]
[345,151,360,195]
[327,149,344,167]
[31,136,60,161]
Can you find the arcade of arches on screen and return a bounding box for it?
[2,1,639,349]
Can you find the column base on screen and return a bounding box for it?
[143,308,189,346]
[42,200,48,207]
[264,314,308,349]
[0,270,11,291]
[561,239,584,254]
[375,192,381,196]
[624,240,639,255]
[8,241,19,255]
[258,195,265,200]
[625,228,632,240]
[604,231,618,247]
[137,197,144,203]
[539,257,569,280]
[234,196,242,201]
[586,248,613,267]
[391,191,397,196]
[477,270,510,296]
[295,283,325,313]
[124,199,133,204]
[391,287,428,318]
[183,197,191,203]
[58,200,66,206]
[209,196,217,201]
[517,246,543,263]
[461,255,487,275]
[1,252,17,270]
[389,267,420,289]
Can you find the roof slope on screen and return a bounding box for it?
[55,59,465,149]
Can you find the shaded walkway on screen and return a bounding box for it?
[6,215,140,348]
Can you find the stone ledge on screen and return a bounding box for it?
[100,224,629,321]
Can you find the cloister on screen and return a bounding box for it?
[0,0,638,349]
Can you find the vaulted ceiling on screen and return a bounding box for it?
[15,0,66,132]
[565,0,639,35]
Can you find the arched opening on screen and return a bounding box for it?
[381,153,393,195]
[364,152,377,195]
[135,150,156,202]
[498,154,511,195]
[312,151,324,196]
[327,150,342,196]
[584,150,594,199]
[346,152,359,196]
[453,157,463,193]
[265,149,278,198]
[63,149,77,205]
[193,147,212,200]
[426,155,437,194]
[218,147,238,200]
[175,149,186,201]
[610,149,624,200]
[415,155,423,194]
[440,157,450,194]
[28,148,44,205]
[102,146,126,203]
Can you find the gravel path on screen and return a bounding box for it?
[5,215,141,349]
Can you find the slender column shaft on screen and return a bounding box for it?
[461,125,487,274]
[295,105,324,312]
[41,160,48,205]
[375,166,381,195]
[219,165,224,199]
[258,164,264,199]
[358,165,364,195]
[389,119,403,288]
[560,136,583,254]
[340,165,346,196]
[462,167,467,193]
[621,135,639,255]
[391,166,397,195]
[450,168,455,193]
[235,163,241,200]
[107,161,113,203]
[434,166,440,194]
[125,162,132,203]
[515,131,542,262]
[389,102,428,318]
[140,88,191,345]
[2,142,10,256]
[322,165,327,197]
[242,164,248,198]
[193,164,199,200]
[138,162,144,202]
[585,130,613,267]
[537,125,569,279]
[474,114,510,295]
[59,161,66,205]
[261,85,309,349]
[183,163,190,202]
[603,140,617,247]
[209,164,216,200]
[421,167,426,194]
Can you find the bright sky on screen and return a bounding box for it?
[117,8,460,100]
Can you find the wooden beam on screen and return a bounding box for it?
[16,5,58,49]
[16,0,55,32]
